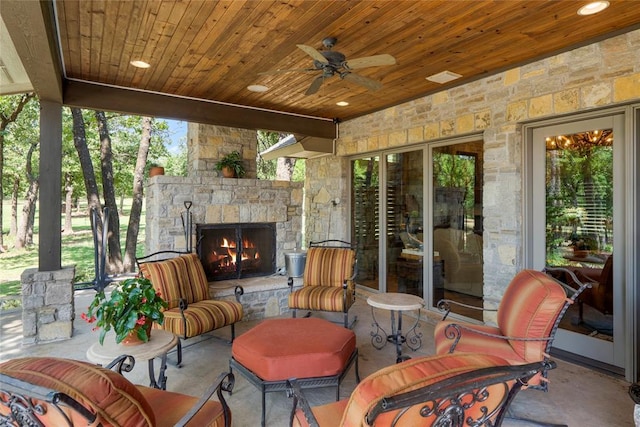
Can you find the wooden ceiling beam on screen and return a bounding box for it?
[1,0,63,102]
[63,80,336,139]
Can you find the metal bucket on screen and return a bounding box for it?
[284,250,307,278]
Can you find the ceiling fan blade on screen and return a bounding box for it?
[344,54,396,69]
[258,68,316,75]
[297,44,328,64]
[305,76,325,95]
[342,72,383,91]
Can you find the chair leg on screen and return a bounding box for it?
[292,308,297,318]
[230,323,236,343]
[175,339,182,367]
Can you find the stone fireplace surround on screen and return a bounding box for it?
[144,174,304,321]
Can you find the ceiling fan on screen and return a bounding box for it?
[259,37,396,95]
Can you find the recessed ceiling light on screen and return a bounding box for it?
[426,70,462,84]
[577,1,609,16]
[130,60,150,69]
[336,101,349,106]
[247,84,269,92]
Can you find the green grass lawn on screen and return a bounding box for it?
[0,199,145,306]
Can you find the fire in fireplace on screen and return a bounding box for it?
[196,223,276,281]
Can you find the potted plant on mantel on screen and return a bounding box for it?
[82,277,168,345]
[148,163,165,177]
[215,150,246,178]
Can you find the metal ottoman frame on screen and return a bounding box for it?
[229,348,360,427]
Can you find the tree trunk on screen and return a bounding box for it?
[15,142,39,249]
[63,172,74,235]
[276,157,296,181]
[95,111,123,274]
[0,93,35,251]
[71,108,103,258]
[10,177,19,236]
[123,116,152,271]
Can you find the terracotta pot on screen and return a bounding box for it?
[149,166,165,177]
[221,166,236,178]
[121,320,152,346]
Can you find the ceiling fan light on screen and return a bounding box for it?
[426,70,462,84]
[247,84,269,92]
[577,1,609,16]
[336,101,349,106]
[130,60,150,69]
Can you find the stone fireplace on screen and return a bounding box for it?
[144,123,305,320]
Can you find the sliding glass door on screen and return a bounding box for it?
[530,115,624,370]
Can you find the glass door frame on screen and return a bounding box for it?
[523,105,638,382]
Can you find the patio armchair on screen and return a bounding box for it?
[137,251,244,365]
[564,254,614,321]
[287,352,553,427]
[288,240,357,328]
[434,268,590,391]
[0,355,234,427]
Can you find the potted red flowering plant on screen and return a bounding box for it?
[82,277,168,345]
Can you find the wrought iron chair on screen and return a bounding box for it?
[435,268,589,391]
[287,240,357,328]
[287,352,553,427]
[137,250,244,365]
[0,355,234,427]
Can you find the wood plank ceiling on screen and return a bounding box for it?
[54,0,640,122]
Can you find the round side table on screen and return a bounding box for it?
[367,293,424,363]
[86,329,178,390]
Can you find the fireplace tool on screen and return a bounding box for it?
[181,201,193,253]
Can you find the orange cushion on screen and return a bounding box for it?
[139,259,183,309]
[138,385,228,427]
[232,318,356,381]
[434,323,524,364]
[340,353,511,427]
[303,247,355,287]
[0,357,155,427]
[497,270,567,361]
[178,253,211,303]
[288,285,355,312]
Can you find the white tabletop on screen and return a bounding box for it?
[367,293,424,311]
[86,329,178,365]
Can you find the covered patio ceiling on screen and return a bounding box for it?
[2,1,640,140]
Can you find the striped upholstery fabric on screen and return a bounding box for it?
[139,254,243,340]
[303,247,355,287]
[289,246,356,314]
[288,286,354,312]
[293,353,512,427]
[0,357,155,427]
[139,259,184,309]
[173,253,210,304]
[434,270,567,372]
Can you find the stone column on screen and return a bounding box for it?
[187,123,258,178]
[21,266,75,345]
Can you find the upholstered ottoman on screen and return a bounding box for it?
[230,317,359,426]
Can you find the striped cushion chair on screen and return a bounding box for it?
[288,352,553,427]
[138,252,244,365]
[434,269,589,390]
[288,240,357,328]
[0,356,233,427]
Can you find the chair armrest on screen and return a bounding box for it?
[179,298,189,311]
[436,299,496,320]
[442,323,553,354]
[287,276,295,292]
[286,378,320,427]
[175,371,235,427]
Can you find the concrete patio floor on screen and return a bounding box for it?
[0,289,635,426]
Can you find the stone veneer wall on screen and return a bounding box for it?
[305,29,640,318]
[21,266,75,345]
[145,175,303,266]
